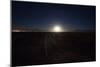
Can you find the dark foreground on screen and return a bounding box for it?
[12,32,96,66]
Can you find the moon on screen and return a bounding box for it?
[52,25,63,32]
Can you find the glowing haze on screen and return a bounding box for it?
[52,25,63,32]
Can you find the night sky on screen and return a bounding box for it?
[12,1,96,32]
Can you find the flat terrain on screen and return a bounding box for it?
[12,32,95,66]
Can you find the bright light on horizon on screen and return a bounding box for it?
[52,25,63,32]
